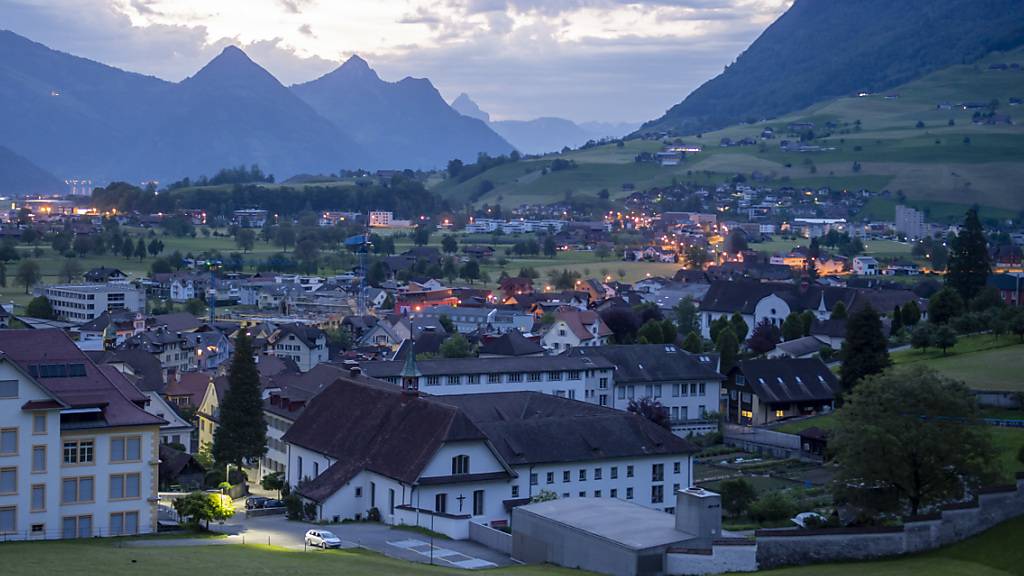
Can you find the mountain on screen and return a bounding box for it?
[293,57,512,169]
[450,93,637,154]
[128,46,367,180]
[642,0,1024,135]
[0,145,63,196]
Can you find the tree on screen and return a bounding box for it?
[135,238,147,261]
[840,305,890,391]
[438,314,455,334]
[413,225,431,246]
[890,305,904,335]
[235,229,256,253]
[15,259,40,294]
[723,230,749,254]
[59,258,82,283]
[601,307,641,344]
[933,325,957,354]
[439,333,473,358]
[709,316,730,344]
[928,287,964,324]
[747,318,779,355]
[151,258,173,275]
[627,397,671,429]
[460,259,480,283]
[718,478,757,517]
[831,367,997,516]
[660,319,677,345]
[261,471,285,498]
[173,491,235,530]
[185,299,206,316]
[441,235,458,254]
[595,244,611,260]
[543,236,557,258]
[781,313,803,341]
[637,319,669,344]
[148,237,164,256]
[946,207,991,303]
[901,301,921,326]
[274,224,296,251]
[716,327,739,373]
[25,296,55,320]
[830,300,847,320]
[800,310,815,337]
[910,324,932,351]
[748,492,797,523]
[682,331,702,353]
[729,312,749,342]
[674,297,700,336]
[212,333,267,468]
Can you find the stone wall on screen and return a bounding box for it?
[755,476,1024,569]
[666,540,757,575]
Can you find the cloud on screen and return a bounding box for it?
[1,0,793,122]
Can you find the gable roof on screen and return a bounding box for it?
[566,345,722,382]
[479,330,544,357]
[87,348,166,392]
[734,358,839,404]
[551,309,612,341]
[152,312,204,333]
[270,323,325,348]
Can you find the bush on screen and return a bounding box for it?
[367,507,381,522]
[748,492,797,523]
[284,493,304,520]
[719,478,757,517]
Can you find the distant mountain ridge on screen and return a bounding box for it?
[0,145,63,195]
[450,93,639,154]
[642,0,1024,135]
[0,30,513,189]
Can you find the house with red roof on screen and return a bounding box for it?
[540,309,613,352]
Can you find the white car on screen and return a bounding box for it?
[305,529,342,549]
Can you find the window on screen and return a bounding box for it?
[354,487,362,497]
[626,465,634,478]
[563,470,571,483]
[472,490,484,516]
[0,507,14,534]
[446,375,460,385]
[599,394,608,407]
[467,374,480,384]
[0,380,17,398]
[529,473,538,486]
[578,469,587,481]
[610,466,618,479]
[652,463,664,482]
[508,372,523,383]
[488,373,501,384]
[111,436,142,462]
[425,376,440,386]
[452,455,470,475]
[62,515,92,539]
[594,468,602,480]
[527,372,541,382]
[775,409,785,418]
[673,462,681,474]
[652,485,664,504]
[578,491,586,498]
[62,476,94,503]
[110,473,141,500]
[435,493,447,514]
[31,523,44,535]
[617,387,625,400]
[672,384,681,397]
[548,372,562,381]
[610,489,618,498]
[654,384,662,398]
[0,428,16,455]
[0,468,16,494]
[31,484,45,511]
[699,383,706,395]
[599,377,608,389]
[63,440,94,465]
[33,414,47,435]
[32,445,46,473]
[626,487,634,500]
[568,370,581,380]
[110,511,139,536]
[546,472,554,484]
[594,490,602,497]
[511,485,520,498]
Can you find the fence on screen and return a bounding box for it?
[469,521,512,554]
[1,525,160,542]
[722,424,802,459]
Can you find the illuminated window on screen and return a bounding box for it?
[775,410,785,418]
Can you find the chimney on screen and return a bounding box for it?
[349,366,362,377]
[675,487,722,547]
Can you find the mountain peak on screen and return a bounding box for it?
[185,45,282,90]
[451,93,490,123]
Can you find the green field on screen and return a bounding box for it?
[892,335,1024,391]
[0,540,590,576]
[432,49,1024,216]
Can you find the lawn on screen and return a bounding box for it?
[755,515,1024,576]
[891,335,1024,391]
[0,539,591,576]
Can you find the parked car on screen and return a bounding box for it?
[245,496,269,510]
[263,499,284,508]
[305,529,342,549]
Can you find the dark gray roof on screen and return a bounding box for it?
[478,330,544,357]
[774,336,830,357]
[734,358,838,404]
[566,345,722,383]
[271,323,325,348]
[361,355,613,378]
[87,349,166,392]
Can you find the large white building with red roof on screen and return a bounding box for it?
[540,309,612,352]
[0,330,164,540]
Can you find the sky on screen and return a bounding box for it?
[1,0,792,123]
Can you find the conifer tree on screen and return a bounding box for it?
[213,333,267,468]
[840,305,891,391]
[946,207,991,302]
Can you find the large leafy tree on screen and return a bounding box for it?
[212,333,267,468]
[746,318,779,355]
[627,397,671,429]
[946,207,991,303]
[928,287,965,324]
[15,259,40,294]
[839,305,890,391]
[831,366,998,517]
[716,327,739,373]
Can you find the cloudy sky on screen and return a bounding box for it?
[2,0,791,123]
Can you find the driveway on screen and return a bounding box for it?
[204,509,514,569]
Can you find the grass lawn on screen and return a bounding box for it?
[0,539,591,576]
[754,515,1024,576]
[772,413,840,435]
[891,335,1024,391]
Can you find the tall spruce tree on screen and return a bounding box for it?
[840,305,891,391]
[212,333,267,468]
[716,327,739,373]
[946,207,991,303]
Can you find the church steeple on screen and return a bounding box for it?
[399,339,421,395]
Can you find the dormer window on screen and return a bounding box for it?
[452,454,470,475]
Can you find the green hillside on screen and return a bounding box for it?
[432,48,1024,220]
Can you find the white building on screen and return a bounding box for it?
[42,283,145,322]
[853,256,880,276]
[0,330,163,540]
[282,374,697,539]
[267,324,329,372]
[369,211,393,227]
[895,205,927,239]
[144,392,193,452]
[540,310,612,352]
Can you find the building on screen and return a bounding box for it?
[478,331,545,358]
[83,267,128,284]
[283,374,698,538]
[566,346,721,436]
[195,377,227,450]
[540,310,612,352]
[143,392,194,452]
[119,328,195,375]
[0,330,164,540]
[894,205,927,239]
[360,355,613,401]
[42,283,145,322]
[267,324,329,372]
[852,256,879,276]
[233,209,268,228]
[988,273,1024,307]
[368,211,393,227]
[413,305,534,335]
[722,358,839,426]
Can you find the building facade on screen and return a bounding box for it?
[42,284,145,322]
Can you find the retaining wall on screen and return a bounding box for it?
[469,521,512,554]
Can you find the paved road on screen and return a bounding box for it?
[199,509,514,569]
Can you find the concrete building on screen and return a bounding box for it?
[852,256,879,276]
[0,330,164,540]
[233,209,268,228]
[413,305,534,335]
[369,211,393,227]
[42,283,145,322]
[895,204,927,239]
